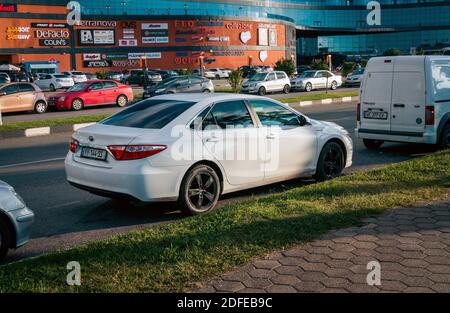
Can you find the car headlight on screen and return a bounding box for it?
[58,97,65,101]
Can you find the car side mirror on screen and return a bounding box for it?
[298,115,307,126]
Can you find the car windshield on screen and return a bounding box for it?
[72,72,84,75]
[101,99,196,129]
[67,83,89,92]
[249,73,267,81]
[351,68,364,75]
[0,77,7,83]
[299,71,317,78]
[154,77,180,88]
[54,74,67,78]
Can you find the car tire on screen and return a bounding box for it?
[258,86,266,96]
[440,123,450,148]
[283,84,290,94]
[50,84,56,92]
[116,95,128,107]
[178,164,221,216]
[215,74,220,80]
[315,142,345,182]
[305,83,312,92]
[330,81,338,90]
[0,218,12,262]
[363,139,384,150]
[71,98,84,111]
[34,100,47,114]
[202,89,211,93]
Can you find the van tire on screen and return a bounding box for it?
[440,124,450,148]
[258,86,266,96]
[363,139,384,150]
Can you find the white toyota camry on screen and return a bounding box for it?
[65,94,353,215]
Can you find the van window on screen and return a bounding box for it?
[431,61,450,101]
[392,72,424,104]
[363,72,393,103]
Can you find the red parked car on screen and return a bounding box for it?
[48,80,133,111]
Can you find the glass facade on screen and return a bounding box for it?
[77,0,450,56]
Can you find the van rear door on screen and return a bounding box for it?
[360,58,394,132]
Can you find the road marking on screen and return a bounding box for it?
[25,127,51,137]
[73,122,96,131]
[0,157,65,169]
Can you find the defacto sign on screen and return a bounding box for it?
[36,30,70,39]
[0,3,16,12]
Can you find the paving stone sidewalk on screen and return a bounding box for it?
[197,198,450,293]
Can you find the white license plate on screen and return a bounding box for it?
[364,111,388,120]
[81,147,107,161]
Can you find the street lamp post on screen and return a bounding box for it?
[142,56,149,89]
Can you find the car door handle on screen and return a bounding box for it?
[363,102,375,105]
[205,137,219,143]
[266,134,277,140]
[393,103,405,108]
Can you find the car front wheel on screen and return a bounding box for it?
[305,83,312,92]
[0,219,11,261]
[179,164,221,215]
[330,81,338,90]
[315,142,345,182]
[258,86,266,96]
[116,95,128,107]
[283,84,290,94]
[71,98,84,111]
[34,101,47,114]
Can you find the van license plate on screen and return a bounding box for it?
[363,111,388,120]
[81,147,107,161]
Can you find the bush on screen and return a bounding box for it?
[95,70,108,79]
[310,58,329,70]
[342,62,356,77]
[382,48,402,56]
[274,58,296,77]
[178,68,192,76]
[228,70,244,93]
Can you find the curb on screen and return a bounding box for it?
[0,122,96,140]
[293,96,359,107]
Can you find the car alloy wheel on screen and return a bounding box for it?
[117,95,128,107]
[50,84,56,91]
[315,142,344,181]
[305,83,312,92]
[34,101,47,114]
[330,81,337,90]
[71,99,83,111]
[283,84,290,94]
[179,165,220,215]
[258,86,266,96]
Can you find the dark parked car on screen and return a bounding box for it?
[238,66,258,78]
[154,70,178,80]
[143,76,214,98]
[296,65,312,75]
[125,70,162,86]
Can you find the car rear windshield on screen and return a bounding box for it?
[54,74,67,78]
[100,99,196,129]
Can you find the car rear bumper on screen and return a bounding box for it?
[65,153,186,202]
[355,128,436,144]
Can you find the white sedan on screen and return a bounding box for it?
[291,70,343,92]
[65,94,352,215]
[34,74,74,91]
[204,68,230,79]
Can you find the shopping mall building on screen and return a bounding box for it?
[1,0,449,73]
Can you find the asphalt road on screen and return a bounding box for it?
[0,101,438,264]
[1,86,359,123]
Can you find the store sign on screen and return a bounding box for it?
[128,52,161,60]
[258,28,269,46]
[119,39,137,46]
[36,30,70,39]
[111,59,140,67]
[174,57,198,65]
[142,23,168,30]
[78,29,115,45]
[142,23,169,44]
[142,37,168,44]
[240,31,251,44]
[102,53,128,60]
[259,50,268,62]
[77,20,117,27]
[211,51,245,57]
[39,39,69,46]
[225,22,251,30]
[83,53,101,61]
[0,3,16,12]
[31,23,68,28]
[6,26,30,40]
[269,29,277,46]
[207,36,229,42]
[83,60,111,68]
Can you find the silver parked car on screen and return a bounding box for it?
[241,71,291,96]
[0,180,34,261]
[291,70,343,92]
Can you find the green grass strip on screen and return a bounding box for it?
[0,151,448,292]
[0,115,108,131]
[278,90,359,103]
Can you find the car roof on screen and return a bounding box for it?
[151,93,264,103]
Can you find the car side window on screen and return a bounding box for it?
[248,99,303,128]
[18,83,35,92]
[209,100,254,129]
[90,82,103,90]
[176,78,189,87]
[189,77,203,85]
[1,84,19,95]
[267,73,276,81]
[103,81,117,89]
[276,72,287,80]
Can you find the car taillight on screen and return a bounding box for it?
[69,138,79,153]
[425,106,435,125]
[356,103,361,122]
[107,145,167,161]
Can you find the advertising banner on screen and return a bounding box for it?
[83,60,111,68]
[78,29,115,45]
[142,23,169,44]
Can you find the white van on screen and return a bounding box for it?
[356,56,450,149]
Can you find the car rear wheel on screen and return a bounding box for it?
[305,83,312,92]
[71,98,84,111]
[116,95,128,107]
[315,142,345,182]
[0,219,11,262]
[215,74,220,80]
[202,89,211,93]
[178,164,221,215]
[34,101,47,114]
[440,124,450,148]
[258,86,266,96]
[50,84,56,92]
[283,84,290,94]
[363,139,384,150]
[330,81,338,90]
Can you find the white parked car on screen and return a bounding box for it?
[65,94,353,215]
[241,71,291,95]
[356,55,450,149]
[291,70,343,92]
[345,68,364,86]
[204,68,230,79]
[62,71,88,83]
[0,72,11,84]
[34,74,74,91]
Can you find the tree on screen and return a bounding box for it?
[95,70,108,79]
[228,70,244,93]
[382,48,402,56]
[342,62,356,77]
[274,58,296,77]
[310,58,329,70]
[178,68,192,76]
